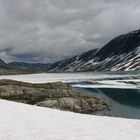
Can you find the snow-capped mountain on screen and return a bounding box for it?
[48,29,140,72]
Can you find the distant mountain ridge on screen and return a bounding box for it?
[0,59,34,75]
[48,29,140,72]
[0,59,10,69]
[9,62,51,72]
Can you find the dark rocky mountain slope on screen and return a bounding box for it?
[48,29,140,72]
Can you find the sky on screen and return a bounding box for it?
[0,0,140,63]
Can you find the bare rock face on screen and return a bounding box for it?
[36,97,109,114]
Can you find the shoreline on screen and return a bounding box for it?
[0,79,110,115]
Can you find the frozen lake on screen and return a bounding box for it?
[0,71,140,119]
[0,72,139,89]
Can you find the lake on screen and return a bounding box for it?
[0,71,140,119]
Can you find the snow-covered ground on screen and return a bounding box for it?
[0,99,140,140]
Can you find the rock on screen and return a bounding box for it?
[36,97,109,114]
[0,79,110,115]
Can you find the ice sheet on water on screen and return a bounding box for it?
[0,72,139,89]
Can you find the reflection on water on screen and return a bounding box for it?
[69,71,140,119]
[99,88,140,108]
[76,87,140,119]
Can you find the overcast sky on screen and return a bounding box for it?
[0,0,140,63]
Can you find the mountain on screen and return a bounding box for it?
[9,62,51,72]
[0,59,10,69]
[48,29,140,72]
[0,59,36,75]
[0,59,19,75]
[48,49,98,71]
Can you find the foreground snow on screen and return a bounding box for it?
[0,99,140,140]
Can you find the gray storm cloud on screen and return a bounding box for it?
[0,0,140,63]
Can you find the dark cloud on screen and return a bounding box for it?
[0,0,140,63]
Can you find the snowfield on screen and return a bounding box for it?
[0,99,140,140]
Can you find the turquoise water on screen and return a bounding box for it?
[77,88,140,119]
[70,71,140,119]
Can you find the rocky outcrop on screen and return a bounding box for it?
[0,80,110,115]
[36,97,108,114]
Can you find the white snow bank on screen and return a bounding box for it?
[0,99,140,140]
